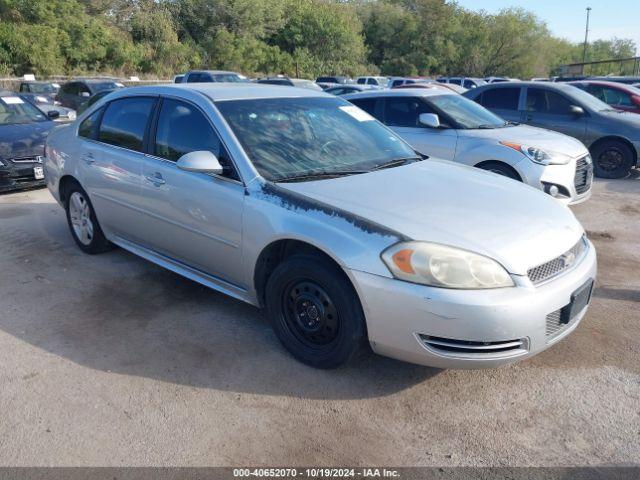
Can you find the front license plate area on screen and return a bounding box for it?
[34,166,44,180]
[560,279,594,324]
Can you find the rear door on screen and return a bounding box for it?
[522,87,587,141]
[381,96,458,160]
[138,97,245,285]
[79,96,157,242]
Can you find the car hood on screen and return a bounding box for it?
[0,121,54,161]
[459,124,589,158]
[278,160,584,275]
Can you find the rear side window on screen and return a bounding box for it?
[526,88,572,114]
[391,80,403,87]
[98,97,155,151]
[78,108,103,139]
[187,73,204,83]
[20,84,29,92]
[349,98,380,120]
[449,78,462,85]
[357,78,366,84]
[480,87,520,110]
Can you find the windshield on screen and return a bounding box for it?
[565,85,614,111]
[27,83,59,94]
[216,97,417,181]
[0,96,48,125]
[427,94,506,129]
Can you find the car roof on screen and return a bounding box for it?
[186,70,240,75]
[342,88,455,100]
[99,83,330,102]
[569,80,636,90]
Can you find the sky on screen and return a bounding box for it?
[455,0,639,53]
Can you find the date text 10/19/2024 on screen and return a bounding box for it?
[233,468,401,478]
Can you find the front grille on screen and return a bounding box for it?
[574,155,593,195]
[10,155,42,164]
[419,335,527,356]
[527,237,587,285]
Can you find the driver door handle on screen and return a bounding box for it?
[145,172,166,186]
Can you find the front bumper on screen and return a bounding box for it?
[351,240,597,369]
[0,164,46,193]
[518,154,593,205]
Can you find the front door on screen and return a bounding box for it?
[522,87,588,142]
[138,98,245,286]
[383,96,458,160]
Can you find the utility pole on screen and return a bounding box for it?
[582,7,592,67]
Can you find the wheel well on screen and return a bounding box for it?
[253,240,348,307]
[589,136,638,166]
[474,160,522,181]
[58,175,80,206]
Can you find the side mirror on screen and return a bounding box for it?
[418,113,441,128]
[569,105,585,116]
[631,95,640,107]
[47,110,60,119]
[177,150,223,175]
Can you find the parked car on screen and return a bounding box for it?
[182,70,246,83]
[257,77,322,91]
[0,90,58,192]
[44,83,596,369]
[316,76,352,85]
[438,77,487,89]
[389,77,432,88]
[57,79,125,110]
[173,74,185,84]
[15,93,76,122]
[465,82,640,178]
[355,76,388,87]
[324,85,380,95]
[18,81,60,104]
[569,80,640,114]
[78,89,118,114]
[485,77,520,83]
[392,82,467,94]
[344,89,592,204]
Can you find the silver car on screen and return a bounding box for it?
[44,84,597,369]
[344,89,593,205]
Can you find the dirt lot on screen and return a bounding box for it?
[0,175,638,467]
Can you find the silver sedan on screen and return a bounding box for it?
[44,84,597,369]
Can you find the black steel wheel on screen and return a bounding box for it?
[591,140,634,179]
[265,254,366,369]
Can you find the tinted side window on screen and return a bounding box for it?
[391,80,403,87]
[383,97,432,127]
[78,108,103,139]
[480,87,520,110]
[98,97,155,151]
[603,87,632,106]
[367,78,376,85]
[349,98,380,120]
[154,99,236,179]
[20,84,29,92]
[62,83,78,95]
[186,73,201,83]
[357,78,366,84]
[526,88,572,114]
[449,78,462,85]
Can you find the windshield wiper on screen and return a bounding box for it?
[371,156,423,171]
[276,170,368,183]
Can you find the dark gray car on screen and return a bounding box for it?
[57,80,124,110]
[464,82,640,178]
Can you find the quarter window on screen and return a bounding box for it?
[98,97,155,152]
[154,99,236,178]
[480,87,520,110]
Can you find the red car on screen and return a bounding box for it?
[569,80,640,114]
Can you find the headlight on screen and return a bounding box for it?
[499,141,570,165]
[381,242,514,289]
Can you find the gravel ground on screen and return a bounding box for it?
[0,175,638,467]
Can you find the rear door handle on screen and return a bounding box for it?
[145,172,166,186]
[82,153,95,165]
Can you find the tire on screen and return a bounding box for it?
[477,161,521,181]
[264,255,366,369]
[64,183,113,254]
[591,140,634,179]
